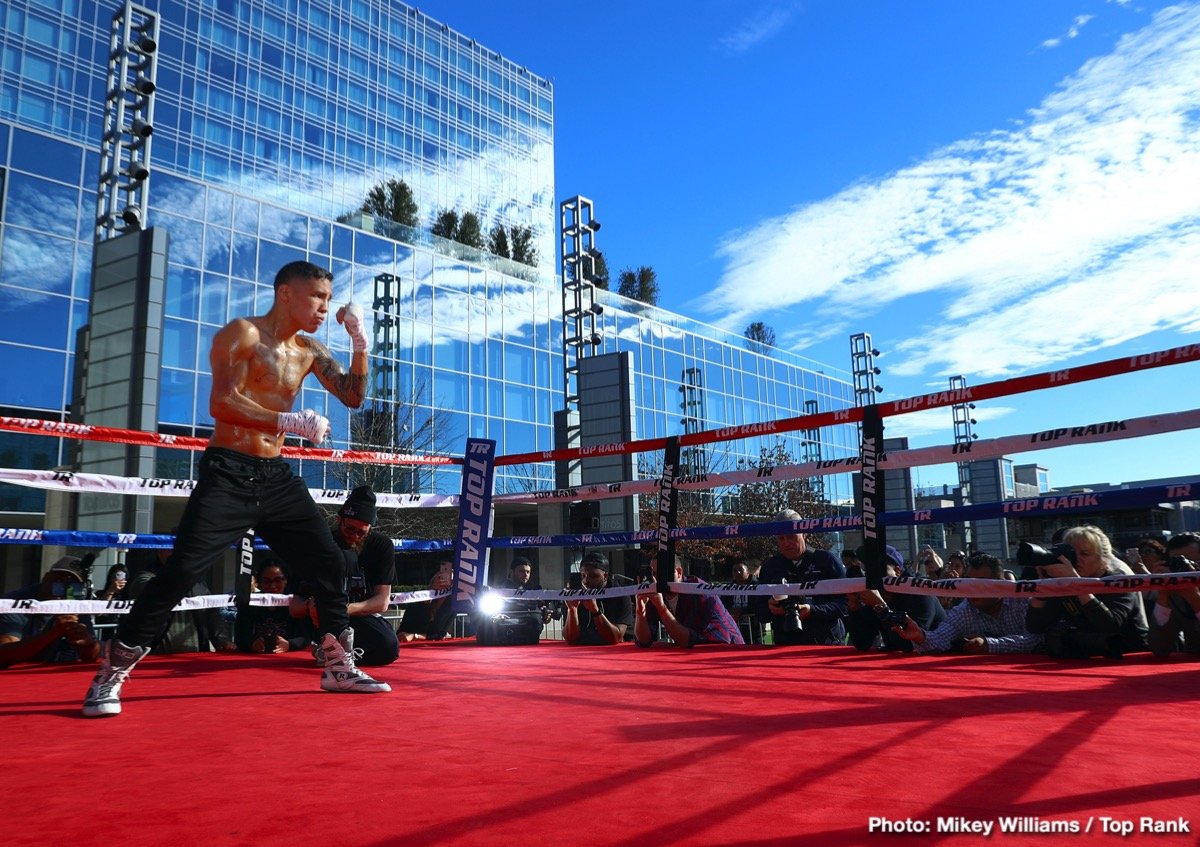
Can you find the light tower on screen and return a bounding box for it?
[96,1,159,240]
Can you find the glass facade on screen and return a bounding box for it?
[0,0,857,511]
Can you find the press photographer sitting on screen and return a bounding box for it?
[1025,525,1148,658]
[894,553,1042,655]
[751,510,847,646]
[0,556,100,668]
[1147,533,1200,657]
[476,556,551,646]
[293,486,399,666]
[633,554,744,648]
[563,552,633,646]
[235,560,314,653]
[846,545,944,652]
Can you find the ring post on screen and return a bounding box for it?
[451,438,497,615]
[860,405,886,590]
[656,437,680,592]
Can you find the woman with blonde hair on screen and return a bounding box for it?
[1026,525,1147,658]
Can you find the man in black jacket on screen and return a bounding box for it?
[846,545,945,652]
[751,509,847,646]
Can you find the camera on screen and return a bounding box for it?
[345,573,367,603]
[1167,555,1197,572]
[476,612,541,646]
[567,571,583,591]
[772,595,803,634]
[256,620,280,652]
[876,606,909,628]
[1016,541,1076,571]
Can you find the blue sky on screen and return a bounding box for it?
[413,0,1200,490]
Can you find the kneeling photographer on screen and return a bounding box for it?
[1025,525,1148,659]
[633,554,744,648]
[846,545,944,652]
[751,510,847,646]
[476,556,551,646]
[895,553,1043,655]
[1148,533,1200,657]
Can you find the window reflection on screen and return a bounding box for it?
[433,368,468,409]
[163,318,197,370]
[200,275,227,325]
[0,228,74,294]
[433,332,469,373]
[155,212,204,268]
[0,343,64,409]
[233,195,259,233]
[257,240,306,282]
[259,206,308,248]
[0,285,70,347]
[504,419,535,456]
[159,369,196,425]
[204,227,231,274]
[10,128,80,185]
[4,172,79,238]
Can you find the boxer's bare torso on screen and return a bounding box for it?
[207,274,366,458]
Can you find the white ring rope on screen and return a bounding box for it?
[4,408,1195,506]
[9,572,1195,617]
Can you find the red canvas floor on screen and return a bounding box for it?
[4,642,1198,846]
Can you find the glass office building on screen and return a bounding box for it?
[0,0,858,523]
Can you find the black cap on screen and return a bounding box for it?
[580,551,609,571]
[511,556,532,569]
[339,485,377,525]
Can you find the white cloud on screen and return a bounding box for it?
[883,405,1016,441]
[1043,14,1095,48]
[718,4,796,54]
[704,4,1200,379]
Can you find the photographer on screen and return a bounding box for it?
[936,550,965,611]
[1025,525,1148,658]
[751,509,847,646]
[99,566,129,602]
[397,562,457,642]
[633,555,743,648]
[476,556,551,646]
[563,552,633,646]
[846,546,944,652]
[1147,533,1200,657]
[235,561,313,653]
[0,557,100,668]
[295,486,399,666]
[721,557,763,644]
[895,554,1041,655]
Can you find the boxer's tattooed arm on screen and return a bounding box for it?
[304,336,367,409]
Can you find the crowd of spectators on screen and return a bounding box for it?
[4,493,1198,667]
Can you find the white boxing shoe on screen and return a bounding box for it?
[82,639,150,717]
[319,628,391,693]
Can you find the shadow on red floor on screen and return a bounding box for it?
[5,642,1199,846]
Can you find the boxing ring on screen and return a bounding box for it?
[3,343,1200,846]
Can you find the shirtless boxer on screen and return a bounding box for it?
[83,261,390,717]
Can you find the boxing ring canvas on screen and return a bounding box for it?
[5,641,1197,846]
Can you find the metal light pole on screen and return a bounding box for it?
[559,196,603,412]
[96,1,158,240]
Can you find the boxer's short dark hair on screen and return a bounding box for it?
[274,260,333,288]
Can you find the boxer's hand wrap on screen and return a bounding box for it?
[342,302,368,353]
[278,409,329,444]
